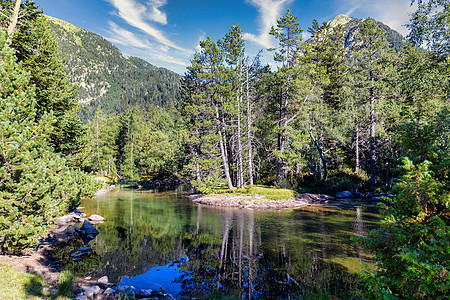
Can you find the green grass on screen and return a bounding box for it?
[0,263,72,300]
[207,184,298,201]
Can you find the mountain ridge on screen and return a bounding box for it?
[46,16,181,121]
[326,14,407,51]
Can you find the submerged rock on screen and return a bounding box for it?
[137,288,153,297]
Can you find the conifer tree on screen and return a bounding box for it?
[0,32,99,253]
[1,1,88,165]
[269,9,304,186]
[218,25,245,188]
[351,18,393,186]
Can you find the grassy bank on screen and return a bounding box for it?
[205,184,298,201]
[0,263,72,300]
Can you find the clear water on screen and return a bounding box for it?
[78,190,379,299]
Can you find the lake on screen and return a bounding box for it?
[76,189,379,299]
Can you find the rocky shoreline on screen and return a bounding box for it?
[189,193,332,210]
[189,190,391,211]
[55,211,177,300]
[0,208,176,300]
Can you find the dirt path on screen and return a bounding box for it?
[0,222,75,285]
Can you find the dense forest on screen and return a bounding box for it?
[1,0,449,298]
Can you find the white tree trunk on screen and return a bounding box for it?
[6,0,21,46]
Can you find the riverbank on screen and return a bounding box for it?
[189,192,334,210]
[0,209,176,300]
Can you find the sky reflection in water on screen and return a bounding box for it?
[80,190,379,299]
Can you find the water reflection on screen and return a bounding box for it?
[80,191,379,299]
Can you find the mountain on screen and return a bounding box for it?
[327,14,407,52]
[46,16,181,121]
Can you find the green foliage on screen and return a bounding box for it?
[57,270,74,297]
[356,158,450,299]
[408,0,450,55]
[11,11,87,165]
[0,28,98,253]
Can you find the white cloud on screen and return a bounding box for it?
[337,0,415,36]
[147,0,168,25]
[105,0,188,51]
[243,0,293,48]
[106,21,152,48]
[104,22,186,69]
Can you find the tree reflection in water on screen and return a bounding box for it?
[175,209,364,299]
[80,191,377,299]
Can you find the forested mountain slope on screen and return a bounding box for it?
[47,16,181,121]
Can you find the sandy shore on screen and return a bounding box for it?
[189,193,334,210]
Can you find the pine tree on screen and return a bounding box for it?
[7,2,87,165]
[0,32,99,253]
[218,25,246,188]
[351,18,393,186]
[269,9,304,186]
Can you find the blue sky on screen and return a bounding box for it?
[34,0,417,74]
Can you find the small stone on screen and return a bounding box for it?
[82,285,101,297]
[89,214,105,221]
[116,285,136,296]
[70,209,87,217]
[137,289,153,297]
[84,276,92,280]
[97,276,108,285]
[75,293,88,300]
[104,287,115,294]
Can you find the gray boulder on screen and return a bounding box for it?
[116,285,136,296]
[104,287,115,294]
[81,285,101,298]
[336,191,354,199]
[75,294,87,300]
[97,276,109,285]
[80,220,99,236]
[89,214,105,222]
